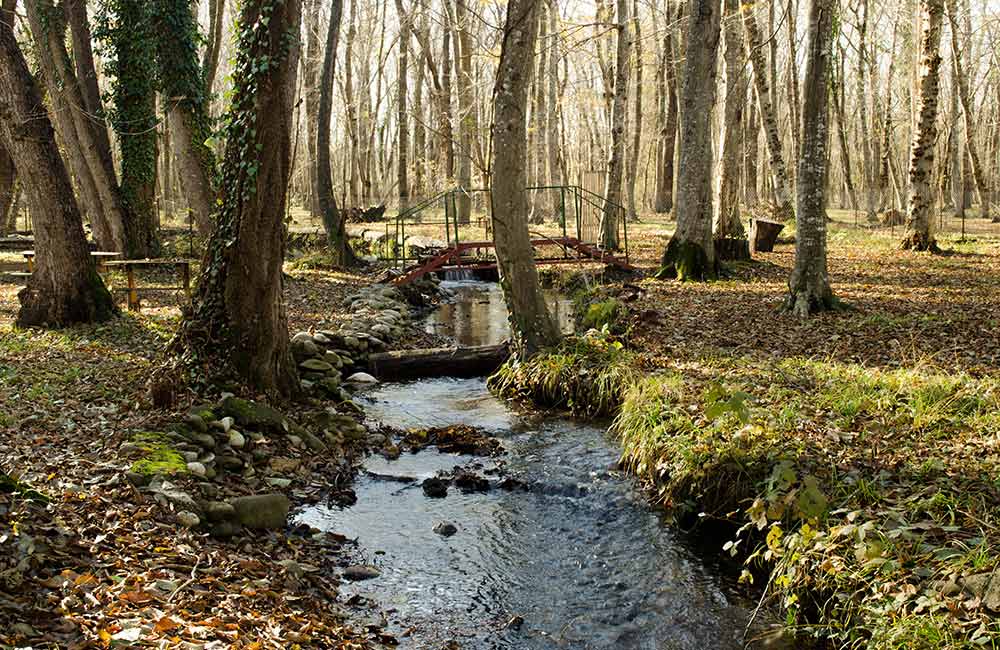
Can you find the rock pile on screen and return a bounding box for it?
[124,395,368,537]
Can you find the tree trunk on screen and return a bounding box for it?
[0,142,15,235]
[455,0,474,223]
[395,0,411,211]
[831,60,859,211]
[657,0,721,280]
[653,10,678,214]
[785,0,800,189]
[412,0,428,199]
[787,0,835,316]
[303,0,322,216]
[203,0,226,93]
[528,0,547,223]
[440,12,455,181]
[623,0,642,223]
[318,0,355,266]
[170,0,302,398]
[714,0,747,257]
[742,2,793,219]
[491,0,560,360]
[153,0,217,237]
[25,0,127,252]
[547,0,562,217]
[947,0,990,219]
[0,10,116,327]
[950,52,964,217]
[744,91,760,205]
[600,0,630,250]
[902,0,944,251]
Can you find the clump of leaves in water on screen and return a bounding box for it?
[488,328,636,417]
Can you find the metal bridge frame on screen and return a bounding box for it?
[384,185,632,284]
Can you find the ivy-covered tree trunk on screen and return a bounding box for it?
[657,0,721,281]
[0,10,116,327]
[98,0,160,258]
[317,0,356,267]
[786,0,836,316]
[600,0,630,250]
[169,0,302,398]
[902,0,944,252]
[152,0,218,237]
[492,0,560,360]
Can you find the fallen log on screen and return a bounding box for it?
[368,343,510,381]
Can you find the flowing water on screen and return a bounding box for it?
[298,282,758,649]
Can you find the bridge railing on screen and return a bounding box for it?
[385,186,629,270]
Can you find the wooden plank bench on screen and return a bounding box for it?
[21,250,121,273]
[103,259,193,312]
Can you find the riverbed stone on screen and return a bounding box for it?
[300,358,334,373]
[186,462,207,476]
[227,430,246,448]
[205,501,237,522]
[229,494,290,530]
[343,565,380,581]
[176,511,200,528]
[346,372,378,384]
[184,413,208,433]
[422,478,448,498]
[433,521,458,537]
[219,396,288,432]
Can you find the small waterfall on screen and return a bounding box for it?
[443,268,476,282]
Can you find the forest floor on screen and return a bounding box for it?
[500,214,1000,648]
[2,213,999,648]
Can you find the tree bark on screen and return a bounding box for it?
[0,142,15,235]
[653,5,678,213]
[25,0,127,252]
[902,0,944,251]
[947,0,990,219]
[170,0,302,398]
[657,0,721,281]
[0,10,116,327]
[153,0,217,238]
[623,0,642,223]
[600,0,630,249]
[547,0,562,217]
[714,0,747,255]
[742,1,793,219]
[491,0,560,360]
[394,0,411,211]
[203,0,227,92]
[302,0,322,216]
[318,0,355,266]
[455,0,474,223]
[787,0,835,316]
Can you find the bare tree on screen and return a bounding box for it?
[491,0,560,359]
[395,0,411,210]
[787,0,836,316]
[0,142,15,235]
[600,0,631,249]
[902,0,944,251]
[656,0,721,280]
[623,0,642,223]
[0,5,116,326]
[714,0,748,259]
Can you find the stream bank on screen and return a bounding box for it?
[298,281,785,649]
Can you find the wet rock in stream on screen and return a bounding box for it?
[403,424,502,457]
[421,477,449,498]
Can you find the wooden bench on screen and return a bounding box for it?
[103,259,193,312]
[21,250,121,273]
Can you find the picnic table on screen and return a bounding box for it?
[103,258,193,311]
[21,250,121,273]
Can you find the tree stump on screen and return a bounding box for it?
[714,237,751,261]
[749,219,784,253]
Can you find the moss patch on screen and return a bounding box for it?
[129,432,187,476]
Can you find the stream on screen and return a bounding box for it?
[298,282,756,649]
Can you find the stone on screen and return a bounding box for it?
[219,417,235,433]
[192,433,216,450]
[343,565,380,581]
[205,501,237,522]
[266,477,292,488]
[162,489,201,514]
[184,413,208,433]
[300,358,334,373]
[186,462,207,476]
[181,451,199,462]
[371,324,391,338]
[346,372,378,384]
[323,350,343,368]
[119,441,140,455]
[228,430,246,448]
[433,521,458,537]
[176,511,200,528]
[216,455,244,471]
[219,396,288,432]
[210,521,242,538]
[422,478,448,498]
[204,467,217,480]
[319,378,342,394]
[198,452,216,465]
[125,471,150,487]
[229,494,290,530]
[287,435,303,448]
[312,332,332,345]
[291,331,315,344]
